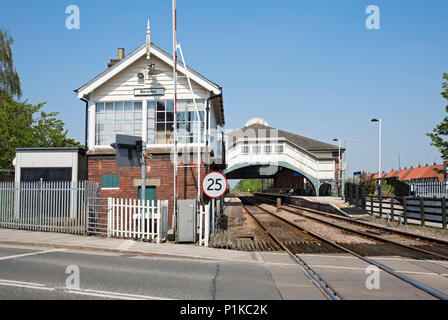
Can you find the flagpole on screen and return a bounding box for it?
[172,0,178,232]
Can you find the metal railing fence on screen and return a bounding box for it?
[410,181,448,198]
[0,181,98,234]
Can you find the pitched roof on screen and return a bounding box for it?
[398,168,413,180]
[227,123,343,152]
[371,172,387,179]
[403,166,430,181]
[404,165,444,182]
[75,42,221,96]
[385,170,399,178]
[75,42,225,125]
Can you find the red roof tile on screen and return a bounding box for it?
[403,166,428,180]
[385,170,399,178]
[398,168,413,180]
[420,165,444,182]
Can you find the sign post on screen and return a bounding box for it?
[353,171,362,187]
[202,171,227,239]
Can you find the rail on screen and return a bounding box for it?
[235,193,343,300]
[239,194,448,300]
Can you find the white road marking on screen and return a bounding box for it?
[116,240,135,251]
[0,249,66,261]
[0,277,172,299]
[64,288,173,300]
[254,252,264,263]
[0,279,54,291]
[0,278,46,286]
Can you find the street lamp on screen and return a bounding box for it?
[371,118,382,197]
[333,138,341,197]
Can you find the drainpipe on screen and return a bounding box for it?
[81,98,89,180]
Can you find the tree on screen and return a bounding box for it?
[0,29,21,98]
[232,179,263,193]
[427,73,448,160]
[0,93,81,170]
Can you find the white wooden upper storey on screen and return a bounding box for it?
[75,42,224,149]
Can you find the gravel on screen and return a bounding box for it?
[359,215,448,242]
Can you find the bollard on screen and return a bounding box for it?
[277,198,281,212]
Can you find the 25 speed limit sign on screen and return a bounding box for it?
[202,171,228,198]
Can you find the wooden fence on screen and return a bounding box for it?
[367,196,447,229]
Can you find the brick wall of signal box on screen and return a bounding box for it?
[88,154,207,226]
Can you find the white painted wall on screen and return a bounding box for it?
[94,55,209,101]
[87,55,218,149]
[14,151,81,183]
[226,140,335,181]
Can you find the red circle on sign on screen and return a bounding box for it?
[202,171,228,198]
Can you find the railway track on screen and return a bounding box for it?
[240,203,343,300]
[253,194,448,260]
[235,193,448,300]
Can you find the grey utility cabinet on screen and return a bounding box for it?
[177,200,197,243]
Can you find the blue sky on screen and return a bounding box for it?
[1,0,448,175]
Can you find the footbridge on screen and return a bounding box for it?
[224,118,344,196]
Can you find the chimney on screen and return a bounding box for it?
[107,48,125,68]
[118,48,125,60]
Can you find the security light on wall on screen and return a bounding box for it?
[137,73,144,79]
[146,64,162,77]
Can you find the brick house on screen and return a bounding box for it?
[74,24,225,227]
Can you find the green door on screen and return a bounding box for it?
[138,186,156,204]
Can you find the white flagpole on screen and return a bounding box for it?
[172,0,178,231]
[146,19,151,60]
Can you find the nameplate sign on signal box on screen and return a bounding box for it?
[134,88,165,96]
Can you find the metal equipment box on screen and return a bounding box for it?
[177,200,197,243]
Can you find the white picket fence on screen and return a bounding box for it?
[198,203,209,247]
[107,198,165,242]
[197,199,217,247]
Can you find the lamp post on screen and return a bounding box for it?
[333,138,341,197]
[371,119,382,197]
